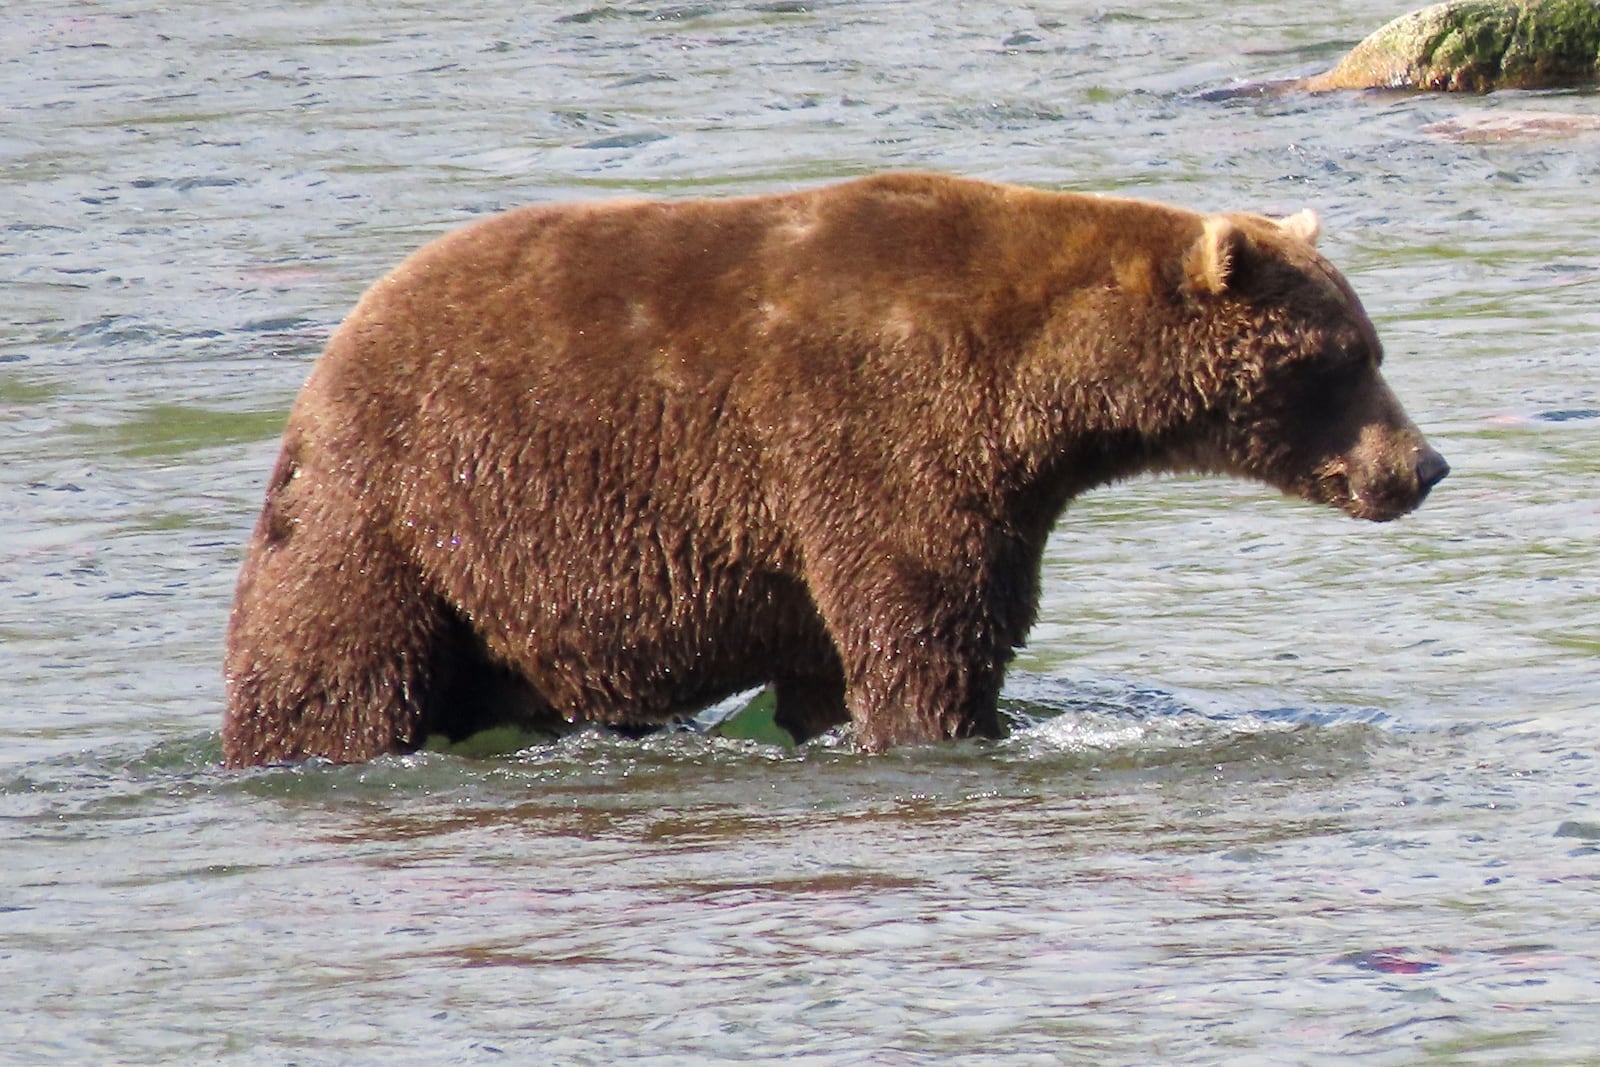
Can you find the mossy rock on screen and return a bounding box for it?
[706,687,798,747]
[422,723,562,757]
[1305,0,1600,91]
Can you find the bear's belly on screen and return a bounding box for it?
[452,560,830,729]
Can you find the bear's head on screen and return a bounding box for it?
[1172,210,1448,522]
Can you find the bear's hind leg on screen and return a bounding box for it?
[222,467,450,766]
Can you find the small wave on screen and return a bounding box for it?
[1534,408,1600,424]
[998,672,1397,775]
[579,131,671,150]
[127,176,244,192]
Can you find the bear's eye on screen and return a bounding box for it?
[1331,328,1384,369]
[1328,337,1368,368]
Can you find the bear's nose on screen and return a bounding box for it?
[1415,448,1449,492]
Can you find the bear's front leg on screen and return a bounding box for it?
[838,627,1008,750]
[808,560,1014,751]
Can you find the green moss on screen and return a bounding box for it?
[1313,0,1600,90]
[1506,0,1600,82]
[1424,2,1519,89]
[422,724,561,758]
[707,687,798,747]
[0,376,59,405]
[82,403,288,460]
[1548,632,1600,655]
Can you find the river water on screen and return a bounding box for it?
[4,1,1599,1063]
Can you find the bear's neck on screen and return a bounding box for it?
[1002,317,1218,515]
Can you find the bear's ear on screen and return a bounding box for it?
[1278,209,1320,246]
[1184,215,1243,295]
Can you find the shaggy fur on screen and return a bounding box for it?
[223,172,1447,765]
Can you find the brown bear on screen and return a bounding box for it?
[222,172,1448,766]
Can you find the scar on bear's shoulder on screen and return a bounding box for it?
[260,439,301,547]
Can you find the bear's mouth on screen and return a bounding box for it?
[1310,459,1431,523]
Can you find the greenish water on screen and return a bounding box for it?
[4,1,1600,1063]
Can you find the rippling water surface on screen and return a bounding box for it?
[4,2,1599,1063]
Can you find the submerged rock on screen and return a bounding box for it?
[1420,108,1600,139]
[1304,0,1600,91]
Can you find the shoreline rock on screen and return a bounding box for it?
[1303,0,1600,92]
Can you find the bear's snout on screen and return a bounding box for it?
[1415,447,1450,495]
[1333,434,1448,522]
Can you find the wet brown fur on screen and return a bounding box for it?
[223,172,1446,765]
